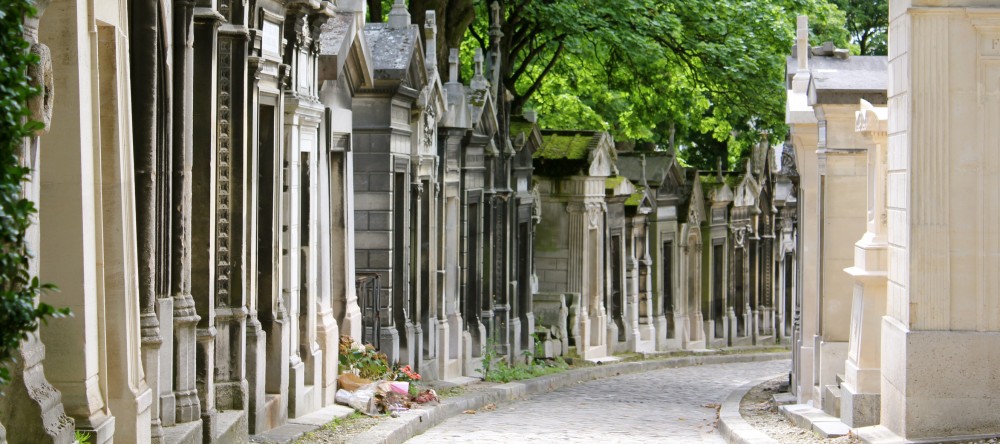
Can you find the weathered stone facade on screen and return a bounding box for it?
[787,6,1000,442]
[1,1,798,441]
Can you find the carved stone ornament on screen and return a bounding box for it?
[734,228,746,247]
[27,43,54,134]
[587,203,602,229]
[423,105,436,147]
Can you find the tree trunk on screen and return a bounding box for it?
[410,0,476,75]
[369,0,384,22]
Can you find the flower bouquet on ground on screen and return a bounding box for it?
[334,335,439,415]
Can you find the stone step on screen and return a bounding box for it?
[836,373,845,387]
[772,392,797,406]
[822,384,842,417]
[780,403,850,439]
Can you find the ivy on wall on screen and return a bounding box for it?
[0,1,67,386]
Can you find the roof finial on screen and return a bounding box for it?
[640,154,649,187]
[472,47,488,91]
[490,1,503,43]
[387,0,410,29]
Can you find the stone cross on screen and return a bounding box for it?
[796,15,808,72]
[474,47,484,78]
[449,48,459,84]
[425,11,438,72]
[718,158,724,183]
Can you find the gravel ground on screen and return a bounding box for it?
[739,376,859,444]
[292,413,383,444]
[293,381,501,444]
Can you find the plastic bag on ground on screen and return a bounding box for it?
[335,384,378,415]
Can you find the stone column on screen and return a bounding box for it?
[282,8,326,416]
[438,128,466,380]
[786,15,820,404]
[212,0,251,424]
[170,0,203,429]
[638,223,656,349]
[191,7,223,439]
[128,1,165,441]
[316,142,339,407]
[244,54,269,434]
[0,2,75,442]
[840,100,887,428]
[566,200,590,356]
[411,180,425,370]
[95,19,155,437]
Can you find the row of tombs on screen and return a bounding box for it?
[2,0,798,443]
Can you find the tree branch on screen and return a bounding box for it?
[514,37,566,111]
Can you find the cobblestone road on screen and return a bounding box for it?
[407,359,790,443]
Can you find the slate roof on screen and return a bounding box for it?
[616,153,674,187]
[786,54,888,104]
[319,14,354,56]
[364,23,417,79]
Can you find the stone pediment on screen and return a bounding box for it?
[318,12,374,90]
[606,176,636,197]
[589,141,616,177]
[625,187,653,215]
[734,161,761,208]
[713,182,734,203]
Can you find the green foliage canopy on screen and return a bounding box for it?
[445,0,852,170]
[832,0,888,55]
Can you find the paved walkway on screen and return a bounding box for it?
[406,359,790,443]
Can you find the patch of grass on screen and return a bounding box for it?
[74,431,93,444]
[485,357,569,383]
[435,386,466,399]
[321,412,365,432]
[718,346,790,355]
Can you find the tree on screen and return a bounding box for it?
[410,0,850,170]
[409,0,476,70]
[831,0,888,55]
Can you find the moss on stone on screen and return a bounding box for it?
[625,189,645,207]
[510,120,534,139]
[605,176,626,190]
[535,133,592,160]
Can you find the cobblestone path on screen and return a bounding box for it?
[407,359,790,443]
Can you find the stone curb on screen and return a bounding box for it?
[351,351,792,444]
[718,374,784,444]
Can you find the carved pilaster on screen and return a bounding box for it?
[906,13,950,330]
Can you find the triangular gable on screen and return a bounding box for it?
[589,132,617,177]
[687,174,707,227]
[606,176,636,197]
[625,187,654,215]
[318,11,374,90]
[734,160,761,208]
